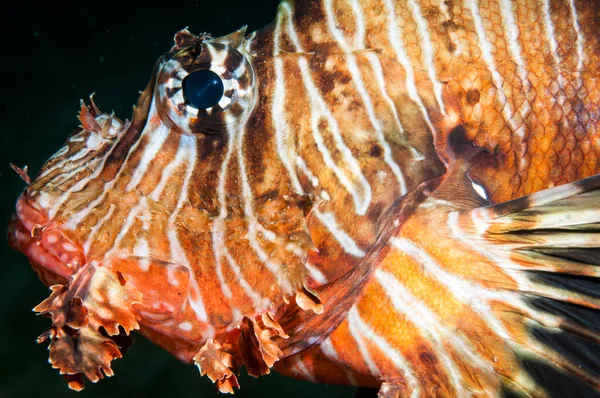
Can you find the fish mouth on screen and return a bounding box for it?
[8,193,86,287]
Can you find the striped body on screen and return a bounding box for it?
[7,0,600,395]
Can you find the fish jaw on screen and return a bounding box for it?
[9,193,85,286]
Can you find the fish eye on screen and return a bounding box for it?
[182,69,224,109]
[156,35,256,136]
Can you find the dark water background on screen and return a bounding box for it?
[0,1,356,396]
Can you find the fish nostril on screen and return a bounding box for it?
[182,69,224,109]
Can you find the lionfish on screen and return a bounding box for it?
[8,0,600,396]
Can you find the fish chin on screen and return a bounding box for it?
[9,194,85,286]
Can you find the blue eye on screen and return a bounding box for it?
[182,69,224,109]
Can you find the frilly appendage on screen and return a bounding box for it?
[35,264,142,390]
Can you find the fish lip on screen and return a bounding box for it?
[9,193,86,286]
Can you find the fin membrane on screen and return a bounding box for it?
[450,175,600,396]
[270,176,600,398]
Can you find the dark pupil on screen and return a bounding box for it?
[182,69,224,109]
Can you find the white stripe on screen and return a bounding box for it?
[439,0,451,19]
[569,0,585,94]
[392,237,511,340]
[346,308,380,376]
[169,135,196,223]
[232,61,247,80]
[319,337,339,360]
[134,237,151,272]
[375,269,494,394]
[319,338,358,385]
[295,161,365,258]
[151,136,187,201]
[291,356,316,382]
[295,156,320,188]
[280,4,372,215]
[364,51,408,141]
[205,43,229,71]
[467,0,521,142]
[281,2,303,51]
[273,55,303,193]
[349,0,366,47]
[314,210,366,257]
[272,12,302,194]
[569,0,584,72]
[498,0,528,84]
[69,146,93,162]
[348,307,420,396]
[165,136,209,325]
[324,0,358,52]
[498,0,532,141]
[407,0,446,114]
[82,203,115,254]
[541,0,568,89]
[234,111,294,294]
[383,0,438,142]
[306,262,328,284]
[325,0,407,195]
[542,0,560,64]
[212,119,238,300]
[223,251,267,310]
[125,125,169,192]
[104,197,147,258]
[63,102,162,228]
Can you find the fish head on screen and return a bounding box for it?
[8,27,319,346]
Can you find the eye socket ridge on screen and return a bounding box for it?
[182,69,225,110]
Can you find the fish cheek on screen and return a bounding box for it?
[110,257,190,323]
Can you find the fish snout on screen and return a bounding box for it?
[9,194,85,286]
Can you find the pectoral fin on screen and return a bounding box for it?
[444,175,600,395]
[278,175,600,397]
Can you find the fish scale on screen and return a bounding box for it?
[7,0,600,396]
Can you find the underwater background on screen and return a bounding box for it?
[0,1,357,396]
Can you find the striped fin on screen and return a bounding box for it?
[447,174,600,396]
[278,174,600,397]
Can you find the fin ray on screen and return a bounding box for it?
[458,175,600,395]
